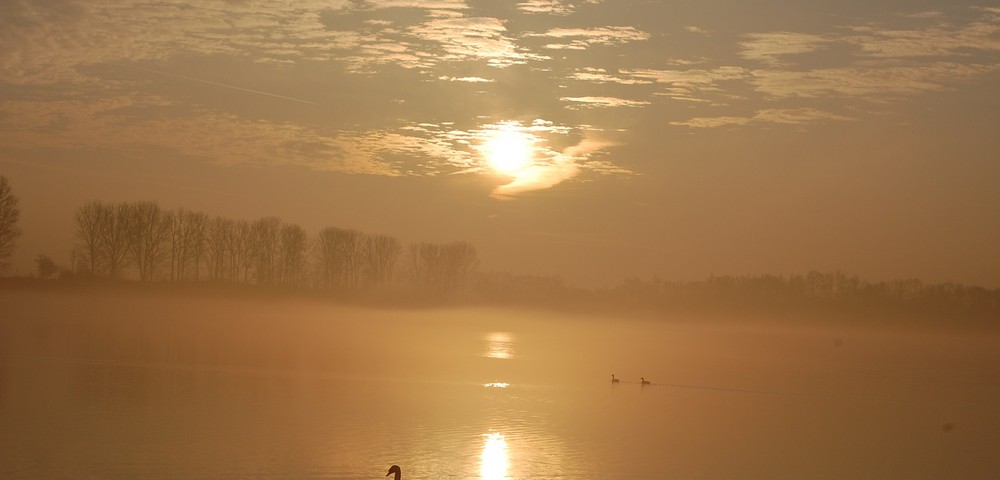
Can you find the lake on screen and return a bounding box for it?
[2,288,999,479]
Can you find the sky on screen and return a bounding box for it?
[1,0,998,287]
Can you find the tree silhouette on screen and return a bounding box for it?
[363,233,401,288]
[408,241,478,292]
[169,209,207,281]
[124,202,171,281]
[73,201,104,275]
[314,227,364,289]
[204,216,234,281]
[0,175,20,274]
[72,201,130,277]
[278,223,308,287]
[36,254,58,279]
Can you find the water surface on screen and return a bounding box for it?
[2,290,998,479]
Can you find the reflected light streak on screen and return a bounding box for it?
[483,382,510,388]
[483,332,516,359]
[481,433,509,480]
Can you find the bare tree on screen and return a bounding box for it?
[74,201,104,275]
[409,241,478,292]
[204,216,233,281]
[278,223,308,287]
[100,203,131,278]
[406,242,423,286]
[251,217,281,285]
[73,201,130,277]
[232,220,254,283]
[314,227,365,289]
[443,241,478,291]
[315,227,340,288]
[0,175,21,274]
[170,209,207,281]
[364,233,401,288]
[124,202,171,281]
[415,242,442,287]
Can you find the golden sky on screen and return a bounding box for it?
[1,0,998,286]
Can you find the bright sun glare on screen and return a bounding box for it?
[481,433,509,480]
[482,127,533,175]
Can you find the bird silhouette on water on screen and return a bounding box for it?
[387,465,402,480]
[640,377,651,385]
[611,374,620,383]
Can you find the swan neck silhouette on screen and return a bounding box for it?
[387,465,401,480]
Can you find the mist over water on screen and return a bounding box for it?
[2,289,999,479]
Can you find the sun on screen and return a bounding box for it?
[482,126,534,175]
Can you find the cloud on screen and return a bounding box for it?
[750,62,1000,98]
[753,108,855,124]
[844,21,1000,58]
[627,66,749,102]
[399,119,625,196]
[438,75,494,82]
[529,26,651,49]
[0,1,361,85]
[734,10,1000,103]
[739,32,830,65]
[407,16,548,67]
[559,96,651,108]
[670,116,753,129]
[899,11,943,19]
[492,136,618,197]
[516,0,575,15]
[357,0,469,10]
[569,68,653,85]
[0,94,400,175]
[0,92,629,185]
[671,108,854,128]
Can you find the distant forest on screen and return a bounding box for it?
[0,179,998,322]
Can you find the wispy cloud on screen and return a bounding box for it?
[569,68,653,85]
[750,63,1000,99]
[672,108,854,128]
[0,94,399,175]
[407,16,549,67]
[438,75,494,82]
[529,26,650,50]
[739,32,831,65]
[356,0,469,10]
[629,67,749,102]
[844,21,1000,58]
[492,136,619,197]
[516,0,575,15]
[404,119,625,196]
[560,96,651,108]
[132,66,319,105]
[0,1,361,84]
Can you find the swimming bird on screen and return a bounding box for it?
[387,465,402,480]
[640,377,650,385]
[611,374,620,383]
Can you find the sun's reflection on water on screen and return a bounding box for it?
[480,432,509,480]
[483,332,516,360]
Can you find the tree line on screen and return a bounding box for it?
[608,271,1000,320]
[69,200,479,293]
[1,176,997,320]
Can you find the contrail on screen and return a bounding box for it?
[131,65,319,105]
